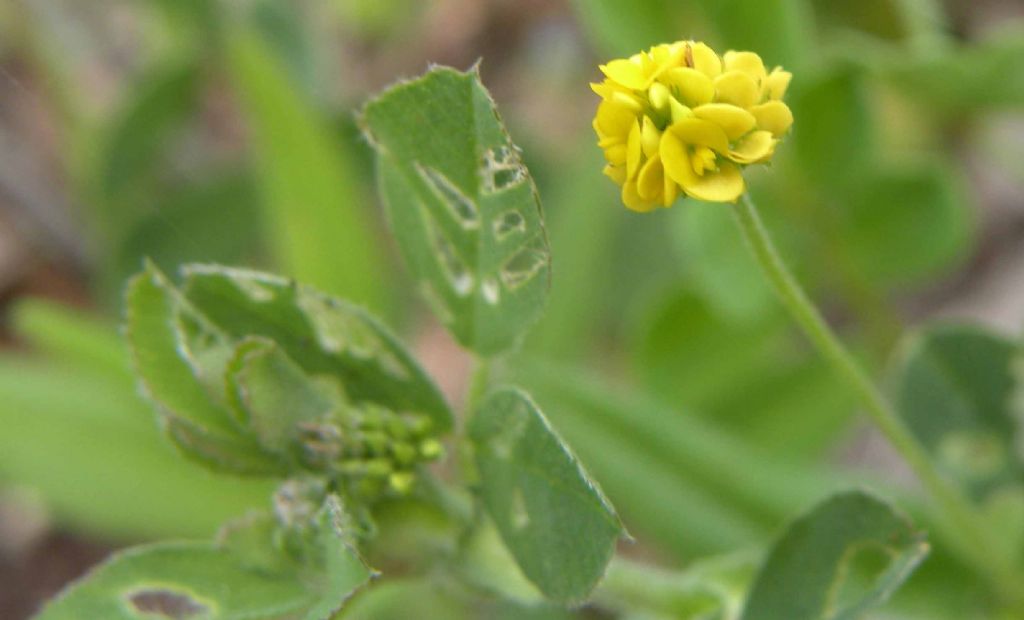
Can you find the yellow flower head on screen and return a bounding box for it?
[592,41,793,211]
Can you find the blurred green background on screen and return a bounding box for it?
[0,0,1023,618]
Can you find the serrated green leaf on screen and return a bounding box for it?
[227,28,388,312]
[180,264,452,431]
[361,66,551,356]
[469,388,622,603]
[891,324,1023,501]
[741,491,929,620]
[35,496,373,620]
[225,337,335,457]
[124,263,287,475]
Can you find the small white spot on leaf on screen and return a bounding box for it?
[481,278,500,305]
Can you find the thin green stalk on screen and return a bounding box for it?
[731,193,1022,607]
[463,357,492,419]
[593,555,752,618]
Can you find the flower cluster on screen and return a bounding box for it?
[592,41,793,210]
[300,403,444,498]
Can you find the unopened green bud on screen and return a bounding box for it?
[391,441,418,466]
[419,438,444,461]
[386,416,410,440]
[359,406,386,430]
[356,476,385,497]
[406,415,433,437]
[388,471,416,494]
[363,458,393,478]
[360,431,390,455]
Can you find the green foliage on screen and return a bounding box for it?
[227,28,388,311]
[36,495,372,620]
[879,25,1024,111]
[789,65,874,192]
[0,300,271,541]
[469,388,623,603]
[630,288,855,457]
[124,261,450,479]
[841,162,973,288]
[518,362,851,558]
[361,67,551,356]
[16,0,1011,610]
[891,325,1023,502]
[741,491,929,620]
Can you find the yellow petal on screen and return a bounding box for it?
[662,67,714,106]
[648,43,686,82]
[603,164,627,185]
[689,42,722,78]
[714,71,759,108]
[637,154,664,201]
[595,100,635,138]
[723,51,766,82]
[648,82,671,114]
[600,58,647,90]
[750,100,793,137]
[681,161,745,203]
[729,130,776,164]
[668,117,730,154]
[622,180,659,212]
[641,116,662,158]
[764,68,792,100]
[626,119,643,179]
[669,95,692,124]
[590,81,618,99]
[663,171,679,207]
[603,143,627,165]
[659,128,699,189]
[692,103,756,141]
[612,91,644,113]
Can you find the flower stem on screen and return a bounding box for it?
[731,193,1022,607]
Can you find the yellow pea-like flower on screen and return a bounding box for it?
[592,41,793,211]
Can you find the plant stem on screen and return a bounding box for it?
[463,356,492,419]
[593,555,751,618]
[731,193,1022,607]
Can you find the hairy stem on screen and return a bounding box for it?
[731,193,1022,607]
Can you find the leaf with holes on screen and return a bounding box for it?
[125,262,287,475]
[35,496,373,620]
[469,388,623,603]
[890,324,1023,502]
[180,264,452,432]
[741,491,928,620]
[361,66,551,356]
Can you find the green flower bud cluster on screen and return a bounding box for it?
[299,404,446,499]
